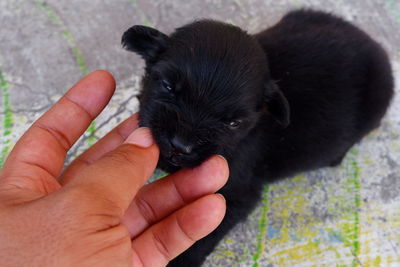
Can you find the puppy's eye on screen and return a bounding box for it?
[227,120,242,129]
[161,80,173,93]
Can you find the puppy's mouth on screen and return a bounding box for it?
[166,154,181,167]
[158,150,203,172]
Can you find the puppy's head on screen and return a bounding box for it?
[122,20,289,172]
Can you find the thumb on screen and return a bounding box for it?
[64,127,159,216]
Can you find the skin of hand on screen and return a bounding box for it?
[0,70,229,267]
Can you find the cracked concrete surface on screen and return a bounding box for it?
[1,0,399,266]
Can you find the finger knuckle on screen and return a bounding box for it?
[104,146,140,167]
[176,214,197,243]
[135,196,157,224]
[59,185,122,225]
[152,230,173,262]
[33,123,72,152]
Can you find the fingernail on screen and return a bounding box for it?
[124,127,154,148]
[216,193,226,203]
[216,154,227,162]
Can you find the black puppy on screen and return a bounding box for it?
[122,9,394,266]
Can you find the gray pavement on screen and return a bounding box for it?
[1,0,400,266]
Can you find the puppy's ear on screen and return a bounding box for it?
[121,25,168,62]
[264,82,290,127]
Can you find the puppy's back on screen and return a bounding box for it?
[255,9,394,175]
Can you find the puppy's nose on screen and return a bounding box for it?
[171,136,193,155]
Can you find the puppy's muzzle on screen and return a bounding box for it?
[167,136,195,166]
[171,136,193,154]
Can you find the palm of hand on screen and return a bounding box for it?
[0,71,228,267]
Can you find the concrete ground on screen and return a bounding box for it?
[1,0,399,266]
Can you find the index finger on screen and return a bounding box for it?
[65,128,159,216]
[1,70,115,194]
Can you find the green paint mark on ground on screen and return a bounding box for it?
[86,122,97,145]
[233,0,244,9]
[35,1,95,146]
[127,1,154,30]
[35,2,89,75]
[129,0,137,8]
[35,1,62,24]
[225,19,236,26]
[0,68,14,167]
[252,185,270,267]
[374,255,382,266]
[342,148,361,266]
[217,249,236,258]
[350,150,361,266]
[386,0,400,22]
[148,168,168,183]
[126,0,153,26]
[142,16,154,27]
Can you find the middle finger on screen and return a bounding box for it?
[60,114,139,184]
[122,155,229,238]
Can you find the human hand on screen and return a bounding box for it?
[0,70,228,266]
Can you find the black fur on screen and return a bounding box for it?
[122,9,394,266]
